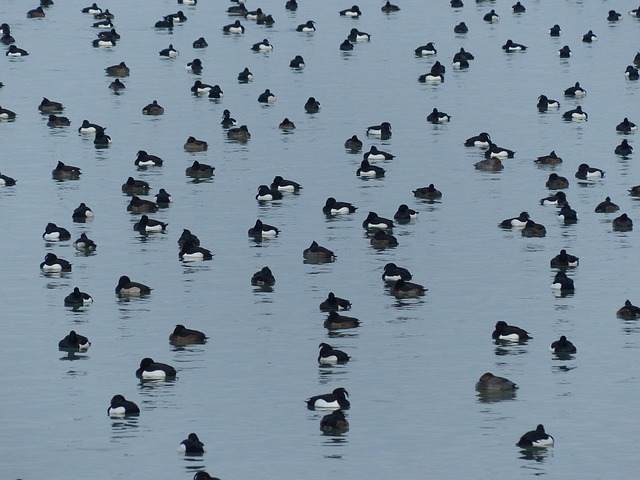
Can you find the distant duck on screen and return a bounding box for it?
[582,30,597,43]
[344,135,363,150]
[72,203,93,219]
[502,39,526,52]
[191,80,214,94]
[194,158,221,181]
[557,203,578,223]
[193,37,208,48]
[178,434,205,455]
[304,97,321,113]
[247,219,279,237]
[251,266,276,286]
[105,61,130,77]
[484,142,515,159]
[393,204,418,221]
[413,183,442,199]
[549,24,561,36]
[545,173,569,189]
[339,5,362,16]
[1,28,15,45]
[450,0,463,7]
[612,213,633,231]
[227,3,247,15]
[43,222,70,241]
[256,185,282,201]
[186,59,202,73]
[256,14,275,26]
[92,19,114,29]
[340,39,354,51]
[286,0,298,11]
[178,229,200,249]
[415,42,436,56]
[382,263,412,282]
[451,52,469,69]
[127,195,157,213]
[94,9,114,20]
[558,45,572,58]
[617,299,640,319]
[108,395,139,417]
[356,159,385,177]
[52,161,81,179]
[47,114,70,127]
[535,150,562,164]
[370,229,398,248]
[258,89,276,103]
[320,410,349,433]
[252,38,273,51]
[521,220,546,237]
[93,127,111,146]
[303,241,335,261]
[207,85,223,99]
[323,197,357,215]
[271,175,302,192]
[364,146,394,161]
[109,79,126,90]
[629,184,640,196]
[492,321,531,341]
[227,125,251,140]
[366,121,391,138]
[245,8,266,21]
[562,105,587,121]
[517,425,554,448]
[155,188,172,205]
[595,196,619,213]
[631,6,640,17]
[27,7,46,18]
[390,279,427,296]
[512,1,525,13]
[551,271,574,291]
[116,276,151,296]
[81,3,101,14]
[575,163,604,179]
[464,132,491,148]
[184,136,208,152]
[474,157,503,171]
[169,325,207,345]
[78,119,102,134]
[159,44,179,57]
[38,97,63,113]
[307,387,350,410]
[324,311,359,330]
[539,191,567,206]
[134,215,168,233]
[179,243,213,262]
[297,20,316,32]
[92,37,115,47]
[616,117,637,133]
[237,67,253,83]
[290,55,305,68]
[418,71,444,83]
[279,118,296,129]
[319,293,351,312]
[0,172,16,186]
[73,233,97,251]
[6,45,29,56]
[318,343,350,364]
[607,10,622,21]
[426,108,451,123]
[223,20,245,33]
[40,253,72,272]
[348,28,370,42]
[135,150,163,167]
[142,100,164,115]
[362,211,393,230]
[221,109,237,127]
[475,372,517,391]
[59,330,90,351]
[550,249,579,268]
[615,139,633,156]
[564,81,586,97]
[483,9,500,22]
[154,16,174,29]
[625,65,640,80]
[550,335,576,354]
[500,211,530,228]
[381,1,400,12]
[454,22,468,34]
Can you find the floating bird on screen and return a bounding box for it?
[492,321,531,341]
[517,425,554,448]
[319,293,351,312]
[108,395,140,417]
[58,331,90,350]
[306,387,350,410]
[169,325,207,345]
[550,249,579,268]
[475,373,517,391]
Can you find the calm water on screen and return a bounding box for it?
[2,0,640,478]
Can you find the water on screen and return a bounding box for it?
[2,0,640,478]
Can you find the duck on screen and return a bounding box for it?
[617,299,640,319]
[192,37,208,48]
[42,222,71,241]
[133,215,167,233]
[535,151,562,165]
[47,114,70,127]
[615,140,634,156]
[72,233,97,252]
[492,321,531,341]
[178,434,205,454]
[92,19,114,29]
[616,117,637,133]
[415,42,436,56]
[366,122,391,138]
[625,66,639,80]
[500,212,530,228]
[364,146,394,161]
[483,9,500,22]
[0,172,16,186]
[154,188,172,205]
[320,410,349,433]
[142,100,164,115]
[356,159,385,177]
[413,183,442,199]
[502,39,526,52]
[184,136,208,152]
[512,1,525,12]
[450,0,463,7]
[474,157,503,171]
[451,52,470,69]
[537,95,560,112]
[629,185,640,196]
[562,105,587,121]
[319,293,352,312]
[464,132,491,148]
[97,29,119,41]
[252,39,273,52]
[564,81,586,97]
[221,109,237,128]
[607,10,622,21]
[307,387,350,410]
[227,3,248,15]
[170,325,207,345]
[251,266,276,286]
[58,330,90,351]
[136,358,174,380]
[134,151,163,169]
[595,196,619,213]
[279,118,296,129]
[256,14,275,26]
[339,5,361,16]
[323,197,357,215]
[549,24,561,36]
[551,271,574,291]
[348,28,370,42]
[550,335,577,354]
[226,125,251,141]
[109,79,126,90]
[304,97,321,113]
[6,45,29,56]
[390,279,427,297]
[178,229,200,249]
[185,160,214,178]
[393,204,418,221]
[318,343,350,364]
[286,0,298,10]
[223,20,245,33]
[256,185,282,201]
[108,395,140,417]
[159,44,179,58]
[237,67,253,83]
[370,229,398,248]
[612,213,633,230]
[521,220,546,237]
[257,89,276,103]
[475,373,517,391]
[426,108,451,123]
[582,30,597,43]
[116,276,152,296]
[303,241,335,261]
[245,8,266,21]
[454,22,468,34]
[247,219,279,237]
[631,6,640,17]
[324,311,359,330]
[179,243,213,262]
[575,163,604,179]
[78,119,102,134]
[550,249,579,268]
[545,173,569,189]
[40,253,72,272]
[297,20,316,32]
[93,8,113,19]
[539,191,567,206]
[186,59,202,73]
[558,45,572,58]
[26,7,45,18]
[484,143,515,159]
[127,196,157,213]
[93,127,111,146]
[154,16,174,29]
[517,425,554,448]
[558,204,578,223]
[81,3,101,14]
[289,55,305,68]
[38,97,63,113]
[104,62,129,78]
[362,211,393,230]
[418,71,444,83]
[190,80,214,94]
[381,1,400,12]
[271,176,302,192]
[340,39,354,51]
[382,263,412,282]
[72,203,93,220]
[92,37,115,47]
[0,24,14,45]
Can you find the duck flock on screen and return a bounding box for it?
[3,0,640,478]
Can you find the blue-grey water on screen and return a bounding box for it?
[2,0,640,478]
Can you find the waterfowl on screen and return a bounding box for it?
[475,373,517,391]
[135,150,163,168]
[413,183,442,199]
[93,127,111,146]
[323,197,357,215]
[38,97,63,113]
[73,233,97,251]
[227,125,251,140]
[257,89,276,103]
[549,24,561,36]
[625,65,639,80]
[564,82,586,97]
[575,163,604,179]
[279,118,295,129]
[484,143,515,158]
[127,196,157,213]
[77,120,102,134]
[190,80,214,94]
[483,9,499,22]
[521,220,546,237]
[492,321,531,341]
[159,44,179,58]
[297,20,316,32]
[227,3,248,15]
[418,71,444,83]
[178,229,200,249]
[415,42,436,56]
[256,14,275,26]
[390,279,427,296]
[133,215,167,233]
[92,36,115,47]
[303,241,335,260]
[207,85,224,99]
[72,203,93,220]
[27,7,46,18]
[6,45,29,56]
[539,191,567,206]
[502,39,526,52]
[382,263,412,283]
[142,100,164,115]
[0,172,16,186]
[40,253,72,272]
[169,325,207,345]
[362,211,393,230]
[186,59,203,74]
[500,211,530,228]
[179,243,213,262]
[59,330,90,351]
[108,395,139,417]
[52,161,80,180]
[454,22,468,33]
[517,425,554,448]
[364,146,394,161]
[248,219,279,237]
[236,67,254,83]
[348,28,370,42]
[607,10,622,21]
[370,229,398,247]
[535,150,562,164]
[92,19,114,29]
[613,213,633,230]
[550,249,578,268]
[109,79,125,90]
[81,3,101,14]
[46,114,70,127]
[245,8,266,21]
[116,276,151,296]
[251,266,276,286]
[615,140,633,156]
[289,55,305,69]
[94,9,114,20]
[451,52,469,69]
[617,299,640,319]
[366,122,391,138]
[221,109,237,127]
[557,203,578,223]
[546,173,569,189]
[304,97,321,113]
[593,196,619,214]
[551,271,574,291]
[1,29,15,45]
[340,39,354,51]
[340,5,361,16]
[320,410,349,433]
[271,176,302,192]
[512,1,525,12]
[464,132,491,148]
[318,342,350,364]
[356,159,385,177]
[582,30,597,43]
[286,0,298,11]
[616,117,637,133]
[154,16,174,29]
[344,135,363,151]
[154,188,172,205]
[631,6,640,17]
[252,39,273,51]
[394,204,418,221]
[628,185,640,196]
[319,293,352,312]
[178,434,205,454]
[426,108,451,123]
[193,37,208,48]
[184,136,208,152]
[307,387,350,410]
[42,222,71,241]
[324,311,359,330]
[105,62,129,77]
[551,335,576,354]
[474,157,503,171]
[223,20,245,33]
[562,105,587,121]
[381,1,400,12]
[450,0,463,7]
[256,185,282,201]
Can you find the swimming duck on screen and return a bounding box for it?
[551,271,575,291]
[464,132,491,148]
[40,253,72,272]
[521,220,546,237]
[251,266,276,286]
[185,161,214,178]
[190,80,214,94]
[536,95,560,112]
[625,66,639,80]
[324,311,360,329]
[159,44,179,58]
[320,410,349,433]
[500,211,530,228]
[179,243,213,262]
[47,114,70,127]
[356,159,385,177]
[564,81,586,97]
[257,89,276,103]
[390,279,426,296]
[223,20,245,33]
[93,126,111,146]
[582,30,597,43]
[247,219,279,237]
[133,215,167,233]
[366,121,391,138]
[184,136,208,152]
[517,425,554,448]
[81,3,101,14]
[362,211,393,230]
[575,163,604,179]
[279,118,296,129]
[94,9,114,20]
[550,335,576,354]
[364,146,394,161]
[289,55,305,68]
[38,97,63,113]
[381,1,400,12]
[304,97,321,113]
[607,10,622,21]
[492,321,531,341]
[227,3,248,15]
[178,434,205,454]
[169,325,207,345]
[475,372,517,391]
[142,100,163,115]
[303,241,335,261]
[92,37,115,47]
[451,52,469,69]
[413,183,442,199]
[616,117,637,133]
[474,157,503,171]
[339,5,361,16]
[286,0,298,10]
[307,387,350,410]
[27,7,46,18]
[221,109,237,128]
[612,213,633,231]
[382,263,412,282]
[450,0,463,7]
[109,79,126,90]
[454,22,468,33]
[318,342,350,364]
[393,204,418,221]
[92,19,114,29]
[51,161,80,180]
[418,71,444,83]
[595,196,620,213]
[323,197,357,215]
[502,39,526,52]
[483,9,499,22]
[539,191,567,206]
[297,20,316,32]
[73,233,97,251]
[370,229,398,247]
[185,59,202,74]
[59,330,90,350]
[6,45,29,56]
[557,204,578,223]
[512,1,525,12]
[615,140,633,156]
[484,143,515,158]
[343,135,363,150]
[0,172,16,186]
[154,188,172,205]
[256,185,282,201]
[535,150,562,164]
[77,119,102,134]
[134,151,163,168]
[154,16,174,29]
[178,229,200,249]
[256,14,275,26]
[426,108,451,123]
[245,8,266,21]
[117,276,151,296]
[72,203,93,220]
[108,395,139,417]
[549,24,561,36]
[558,45,572,58]
[127,196,157,213]
[617,299,640,319]
[319,293,351,312]
[562,105,587,121]
[340,39,354,51]
[348,28,370,42]
[192,37,208,48]
[550,249,578,268]
[252,39,273,52]
[415,42,436,56]
[545,173,569,189]
[237,67,253,83]
[42,222,71,241]
[226,125,250,141]
[271,176,302,192]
